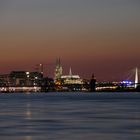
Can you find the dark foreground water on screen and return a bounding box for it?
[0,92,140,140]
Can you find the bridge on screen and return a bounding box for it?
[96,67,140,91]
[121,67,139,89]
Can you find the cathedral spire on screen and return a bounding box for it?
[69,67,72,77]
[54,58,63,80]
[58,57,61,66]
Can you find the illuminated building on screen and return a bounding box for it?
[61,68,83,85]
[54,58,63,81]
[60,68,83,91]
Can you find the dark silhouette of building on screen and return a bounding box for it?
[9,71,43,86]
[89,74,96,92]
[41,77,55,92]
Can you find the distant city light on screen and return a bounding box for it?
[26,72,30,75]
[121,80,132,85]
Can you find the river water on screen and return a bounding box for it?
[0,92,140,140]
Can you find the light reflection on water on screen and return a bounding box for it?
[25,103,32,120]
[0,92,140,140]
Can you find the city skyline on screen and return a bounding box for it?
[0,0,140,81]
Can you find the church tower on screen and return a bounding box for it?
[54,58,63,81]
[69,67,72,77]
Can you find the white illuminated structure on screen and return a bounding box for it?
[61,68,83,84]
[135,67,138,88]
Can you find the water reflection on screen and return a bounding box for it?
[25,103,32,120]
[0,93,140,140]
[25,136,32,140]
[24,103,32,140]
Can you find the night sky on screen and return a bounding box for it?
[0,0,140,81]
